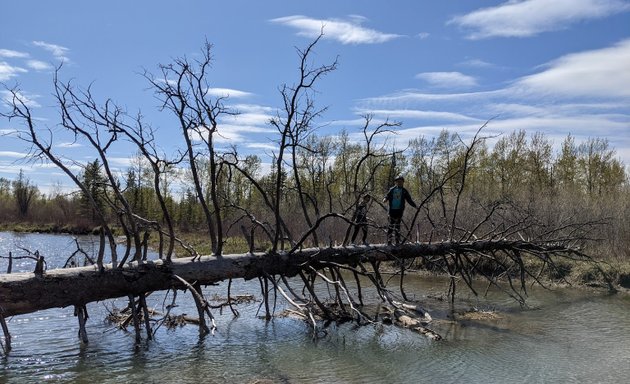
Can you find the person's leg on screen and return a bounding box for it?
[351,225,359,243]
[360,224,368,244]
[393,217,402,245]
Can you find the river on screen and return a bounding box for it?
[1,232,629,383]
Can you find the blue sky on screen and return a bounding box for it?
[1,0,629,194]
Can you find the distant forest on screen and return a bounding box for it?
[1,128,628,259]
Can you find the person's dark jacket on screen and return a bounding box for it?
[352,201,368,223]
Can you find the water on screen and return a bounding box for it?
[1,232,629,383]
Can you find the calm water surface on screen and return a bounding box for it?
[1,232,629,383]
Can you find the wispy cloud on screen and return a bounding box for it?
[187,103,276,146]
[0,49,29,59]
[415,71,478,89]
[0,89,41,108]
[0,61,28,81]
[354,108,480,123]
[206,87,253,99]
[32,41,70,61]
[26,60,53,71]
[449,0,630,39]
[106,157,133,168]
[270,15,402,44]
[459,58,496,68]
[510,38,630,99]
[246,142,278,151]
[355,38,630,162]
[0,150,25,158]
[215,124,276,144]
[57,142,82,148]
[360,89,505,107]
[227,104,275,126]
[364,39,630,106]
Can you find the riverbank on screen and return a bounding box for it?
[0,222,102,235]
[383,249,630,294]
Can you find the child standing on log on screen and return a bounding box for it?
[350,194,371,246]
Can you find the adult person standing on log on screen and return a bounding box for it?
[382,175,417,245]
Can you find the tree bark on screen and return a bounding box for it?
[0,240,586,318]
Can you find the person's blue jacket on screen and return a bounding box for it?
[383,186,417,214]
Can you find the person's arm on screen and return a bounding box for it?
[404,189,417,208]
[382,188,391,203]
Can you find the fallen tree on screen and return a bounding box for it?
[1,238,610,349]
[1,240,605,318]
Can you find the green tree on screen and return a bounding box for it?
[526,132,553,190]
[554,134,579,190]
[80,159,108,221]
[578,138,626,196]
[12,169,38,217]
[490,130,527,195]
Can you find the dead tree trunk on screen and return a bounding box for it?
[0,240,604,318]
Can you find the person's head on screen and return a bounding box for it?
[394,175,405,186]
[362,194,370,202]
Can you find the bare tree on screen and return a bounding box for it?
[143,41,233,255]
[2,84,119,269]
[12,169,37,217]
[269,32,338,250]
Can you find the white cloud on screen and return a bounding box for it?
[511,38,630,98]
[417,32,430,39]
[449,0,630,39]
[364,38,630,107]
[360,89,505,107]
[32,41,70,61]
[0,89,41,108]
[459,59,495,68]
[271,15,402,44]
[354,108,480,123]
[218,124,275,135]
[415,71,478,89]
[221,104,276,126]
[206,87,253,99]
[246,142,278,151]
[106,157,133,168]
[222,113,272,127]
[0,163,28,175]
[0,61,28,81]
[215,124,276,147]
[56,142,82,148]
[485,115,628,138]
[354,38,630,164]
[0,151,25,158]
[26,60,53,71]
[0,49,29,59]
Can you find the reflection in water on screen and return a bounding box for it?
[1,232,630,383]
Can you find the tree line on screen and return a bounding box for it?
[1,126,627,252]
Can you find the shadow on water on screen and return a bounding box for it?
[2,232,630,383]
